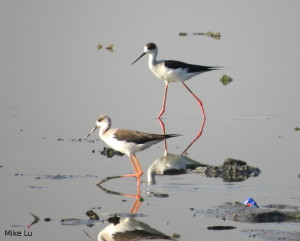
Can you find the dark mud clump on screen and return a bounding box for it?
[85,210,99,220]
[207,226,236,230]
[195,158,261,182]
[61,209,102,227]
[100,147,124,158]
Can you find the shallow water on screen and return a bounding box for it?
[1,0,300,240]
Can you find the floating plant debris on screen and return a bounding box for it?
[97,44,103,50]
[97,43,114,52]
[179,31,221,40]
[220,75,233,86]
[294,127,300,131]
[29,212,40,227]
[86,210,99,220]
[105,44,114,52]
[193,31,221,40]
[178,32,188,36]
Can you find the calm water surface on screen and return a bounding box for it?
[1,1,300,240]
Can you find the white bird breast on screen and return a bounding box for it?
[152,63,195,83]
[103,137,154,156]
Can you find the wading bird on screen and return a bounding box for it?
[85,114,179,186]
[132,42,219,118]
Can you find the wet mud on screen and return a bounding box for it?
[193,202,300,240]
[241,229,300,241]
[194,202,300,223]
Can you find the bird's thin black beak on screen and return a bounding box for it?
[131,52,146,65]
[84,126,98,140]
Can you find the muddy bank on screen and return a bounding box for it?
[194,202,300,240]
[194,202,300,223]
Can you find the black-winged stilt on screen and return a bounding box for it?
[132,42,219,118]
[84,114,179,186]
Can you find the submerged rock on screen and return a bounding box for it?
[195,158,261,182]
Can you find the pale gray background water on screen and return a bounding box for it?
[1,0,299,240]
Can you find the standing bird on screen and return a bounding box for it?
[84,114,179,186]
[132,42,219,118]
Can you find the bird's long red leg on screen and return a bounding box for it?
[129,155,139,176]
[97,155,142,185]
[132,154,143,187]
[181,81,206,119]
[157,82,169,118]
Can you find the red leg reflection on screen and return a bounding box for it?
[181,118,206,155]
[97,183,143,214]
[157,118,168,152]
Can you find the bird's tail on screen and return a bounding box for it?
[164,134,181,139]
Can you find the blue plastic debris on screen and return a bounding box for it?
[243,197,259,208]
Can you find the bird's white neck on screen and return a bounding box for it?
[99,121,111,139]
[148,51,158,69]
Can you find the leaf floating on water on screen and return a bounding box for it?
[97,44,103,50]
[220,75,233,86]
[97,43,114,52]
[105,44,114,52]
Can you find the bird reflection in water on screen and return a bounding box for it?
[147,118,206,184]
[95,184,172,241]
